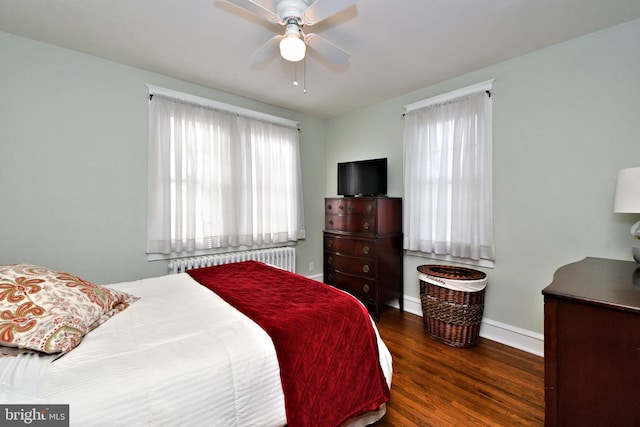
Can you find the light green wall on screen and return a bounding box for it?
[2,18,639,335]
[326,18,640,334]
[0,31,326,284]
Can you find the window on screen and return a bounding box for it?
[146,87,305,257]
[403,81,494,265]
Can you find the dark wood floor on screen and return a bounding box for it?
[372,308,545,426]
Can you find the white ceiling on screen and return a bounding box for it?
[2,0,640,118]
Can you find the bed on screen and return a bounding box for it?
[0,261,392,426]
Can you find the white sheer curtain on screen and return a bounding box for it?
[403,89,494,262]
[147,94,305,255]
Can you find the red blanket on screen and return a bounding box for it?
[188,261,390,427]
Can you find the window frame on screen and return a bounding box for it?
[146,85,304,261]
[403,80,495,267]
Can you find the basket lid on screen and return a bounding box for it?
[417,265,487,292]
[417,265,486,280]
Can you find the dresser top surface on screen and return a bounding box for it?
[542,257,640,312]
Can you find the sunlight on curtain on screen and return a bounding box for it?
[403,88,494,262]
[147,95,305,255]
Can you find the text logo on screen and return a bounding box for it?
[1,405,69,426]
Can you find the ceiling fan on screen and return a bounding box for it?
[225,0,357,64]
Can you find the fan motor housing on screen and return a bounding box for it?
[275,0,309,20]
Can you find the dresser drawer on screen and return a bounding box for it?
[324,253,375,278]
[324,235,376,258]
[325,215,376,234]
[325,269,376,304]
[325,198,376,216]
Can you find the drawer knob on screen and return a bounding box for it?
[363,284,370,293]
[327,240,333,248]
[366,205,373,213]
[363,222,370,230]
[339,204,344,211]
[362,246,370,255]
[348,205,354,213]
[362,264,370,273]
[328,220,334,226]
[328,256,333,265]
[327,204,332,210]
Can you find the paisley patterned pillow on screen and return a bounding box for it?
[0,263,139,355]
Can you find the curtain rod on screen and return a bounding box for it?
[146,84,300,130]
[402,79,495,117]
[401,90,492,118]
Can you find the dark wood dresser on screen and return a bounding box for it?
[323,196,403,320]
[542,257,640,426]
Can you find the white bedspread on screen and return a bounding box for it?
[0,273,392,427]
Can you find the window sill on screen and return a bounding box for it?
[405,250,495,269]
[147,243,295,262]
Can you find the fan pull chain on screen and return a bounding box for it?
[292,60,307,94]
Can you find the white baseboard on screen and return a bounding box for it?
[307,273,324,282]
[391,296,544,357]
[480,318,544,357]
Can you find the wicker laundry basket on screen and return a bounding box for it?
[418,265,487,348]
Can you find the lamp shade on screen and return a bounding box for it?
[613,167,640,213]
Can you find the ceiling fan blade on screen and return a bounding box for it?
[305,33,350,64]
[250,34,283,63]
[302,0,357,25]
[225,0,282,24]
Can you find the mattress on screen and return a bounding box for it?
[0,272,392,426]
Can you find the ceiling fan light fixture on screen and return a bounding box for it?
[280,32,306,62]
[226,0,354,65]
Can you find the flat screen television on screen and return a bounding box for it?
[337,158,387,197]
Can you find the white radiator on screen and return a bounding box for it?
[168,247,296,274]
